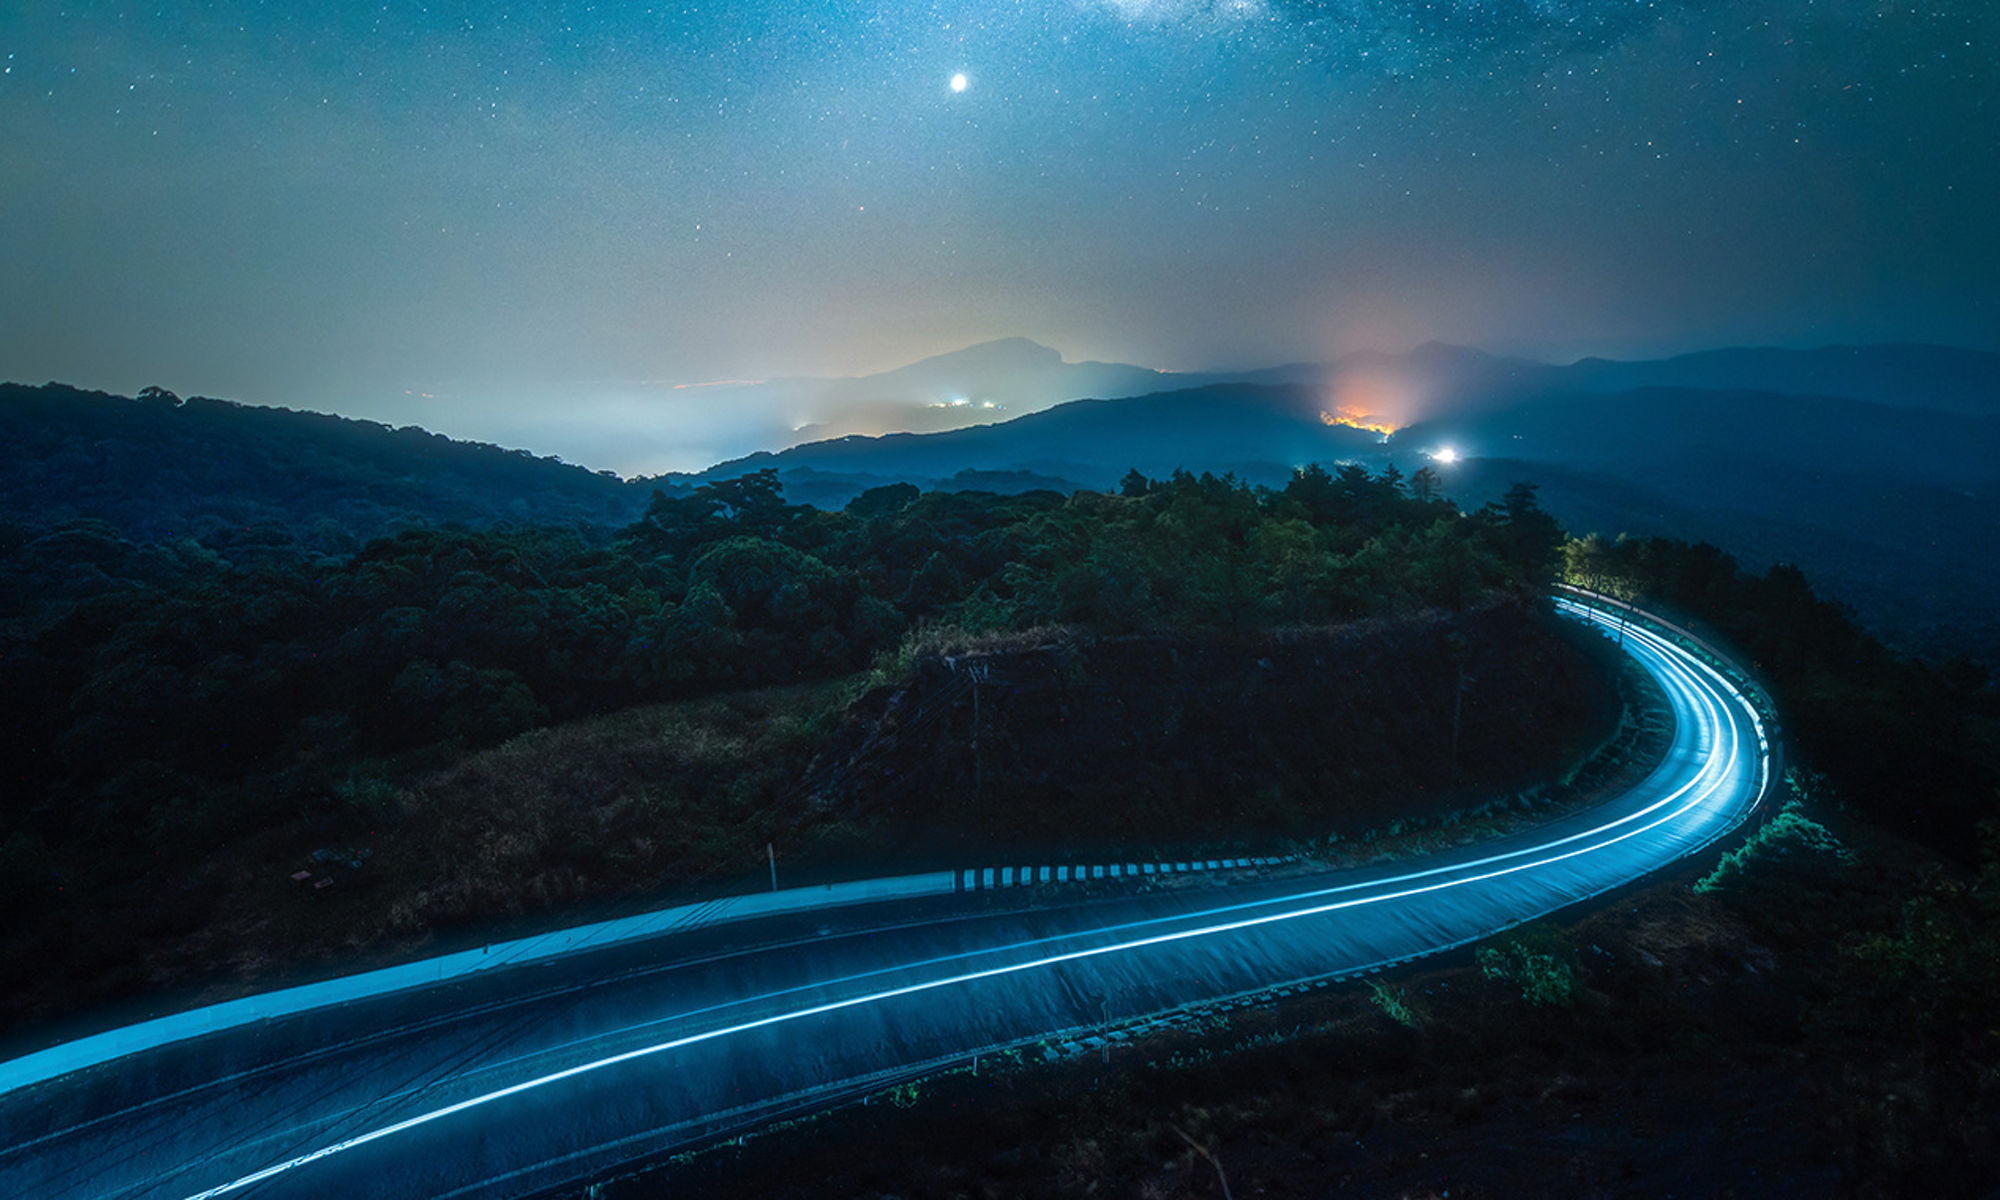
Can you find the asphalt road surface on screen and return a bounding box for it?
[0,597,1772,1199]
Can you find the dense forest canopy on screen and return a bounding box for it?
[4,451,1989,899]
[0,460,1556,888]
[0,454,1578,1022]
[0,382,654,555]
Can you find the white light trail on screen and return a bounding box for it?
[181,598,1761,1200]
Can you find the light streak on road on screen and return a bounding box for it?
[0,595,1773,1200]
[180,598,1769,1200]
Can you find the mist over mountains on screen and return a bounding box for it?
[359,336,2000,480]
[677,339,2000,662]
[766,337,1185,441]
[683,338,2000,490]
[5,338,1996,661]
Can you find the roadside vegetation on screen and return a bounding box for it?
[1,460,1574,1028]
[1561,532,1996,856]
[1694,770,1853,895]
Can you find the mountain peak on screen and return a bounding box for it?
[1404,341,1503,366]
[892,337,1066,377]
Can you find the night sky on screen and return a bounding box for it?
[3,1,1993,468]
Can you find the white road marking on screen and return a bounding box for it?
[180,599,1762,1200]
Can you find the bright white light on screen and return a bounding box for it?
[1433,446,1459,464]
[950,72,968,92]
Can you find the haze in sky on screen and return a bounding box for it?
[2,0,1993,467]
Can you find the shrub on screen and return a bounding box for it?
[1477,924,1579,1007]
[1694,774,1852,895]
[1368,979,1418,1026]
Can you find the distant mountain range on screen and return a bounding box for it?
[747,336,2000,452]
[679,340,2000,663]
[691,382,1383,501]
[684,339,2000,490]
[7,339,1997,661]
[761,336,1190,441]
[685,339,1999,482]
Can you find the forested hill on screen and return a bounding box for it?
[0,464,1574,1025]
[0,382,657,549]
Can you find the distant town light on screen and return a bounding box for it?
[1432,446,1459,465]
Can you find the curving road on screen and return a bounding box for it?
[0,597,1773,1199]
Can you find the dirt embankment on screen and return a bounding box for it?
[799,600,1623,860]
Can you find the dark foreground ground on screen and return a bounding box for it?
[614,815,1998,1199]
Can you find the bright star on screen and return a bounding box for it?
[950,72,968,93]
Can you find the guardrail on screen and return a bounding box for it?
[1555,583,1781,727]
[1,593,1775,1098]
[1555,587,1783,822]
[957,857,1292,890]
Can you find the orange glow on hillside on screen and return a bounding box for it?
[1319,405,1398,436]
[1319,369,1419,435]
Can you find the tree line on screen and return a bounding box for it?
[1560,532,1996,856]
[0,464,1561,920]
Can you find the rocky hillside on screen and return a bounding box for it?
[800,600,1623,861]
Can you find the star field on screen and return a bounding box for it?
[0,1,1992,459]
